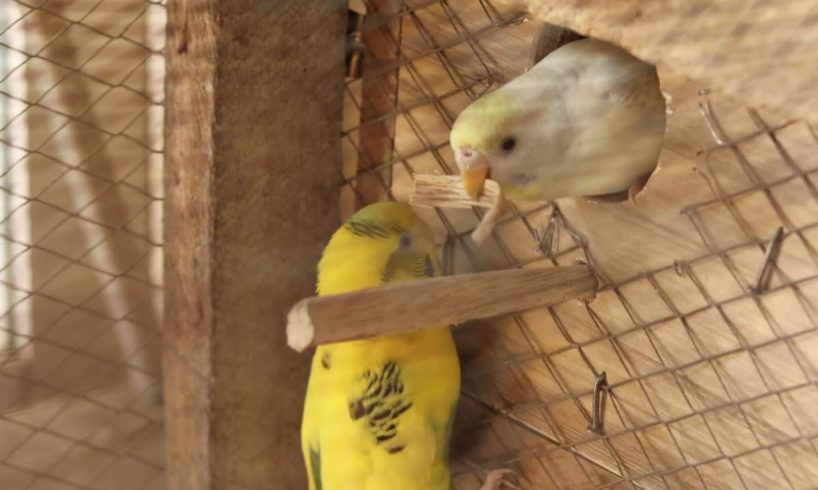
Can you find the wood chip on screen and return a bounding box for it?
[410,174,508,243]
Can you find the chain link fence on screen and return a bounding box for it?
[0,0,165,487]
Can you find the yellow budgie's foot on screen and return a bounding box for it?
[479,469,516,490]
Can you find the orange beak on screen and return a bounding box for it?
[455,148,490,201]
[460,165,489,201]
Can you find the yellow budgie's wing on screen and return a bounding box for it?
[304,331,460,490]
[301,353,325,490]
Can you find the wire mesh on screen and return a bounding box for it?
[4,0,818,488]
[0,0,165,488]
[344,1,818,489]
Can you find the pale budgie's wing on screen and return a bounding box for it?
[546,39,666,195]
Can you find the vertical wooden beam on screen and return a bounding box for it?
[163,1,345,489]
[355,0,401,206]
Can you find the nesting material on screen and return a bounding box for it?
[286,265,598,352]
[410,174,508,243]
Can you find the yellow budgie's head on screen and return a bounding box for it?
[317,202,441,296]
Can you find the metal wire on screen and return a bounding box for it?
[0,0,164,487]
[344,1,818,488]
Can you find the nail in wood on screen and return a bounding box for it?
[587,371,608,435]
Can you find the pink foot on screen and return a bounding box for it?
[628,172,652,204]
[479,469,516,490]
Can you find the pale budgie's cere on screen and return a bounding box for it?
[450,38,666,203]
[300,202,512,490]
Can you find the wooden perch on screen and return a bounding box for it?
[411,174,508,243]
[287,265,597,352]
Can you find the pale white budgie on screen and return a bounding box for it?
[450,38,666,202]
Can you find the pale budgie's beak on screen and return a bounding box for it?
[455,147,490,201]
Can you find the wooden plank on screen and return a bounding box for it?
[514,0,818,122]
[287,265,598,351]
[527,21,584,69]
[163,1,345,488]
[355,0,402,205]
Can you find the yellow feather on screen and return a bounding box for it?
[301,202,461,490]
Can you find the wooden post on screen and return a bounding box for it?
[355,0,402,205]
[163,1,345,489]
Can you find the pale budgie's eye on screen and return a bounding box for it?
[500,136,517,152]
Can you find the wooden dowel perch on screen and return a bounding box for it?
[411,174,508,243]
[287,265,597,352]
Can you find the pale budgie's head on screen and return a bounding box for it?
[449,78,566,201]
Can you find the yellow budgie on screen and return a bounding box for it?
[300,202,511,490]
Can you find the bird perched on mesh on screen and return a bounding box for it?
[300,202,512,490]
[450,37,666,203]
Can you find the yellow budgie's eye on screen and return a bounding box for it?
[399,232,413,248]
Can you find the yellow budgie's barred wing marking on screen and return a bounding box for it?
[348,361,413,453]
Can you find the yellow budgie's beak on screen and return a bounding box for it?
[455,148,490,201]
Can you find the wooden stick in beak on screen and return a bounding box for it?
[286,265,597,352]
[410,174,507,243]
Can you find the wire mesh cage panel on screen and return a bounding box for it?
[344,1,818,488]
[4,0,818,488]
[0,0,165,488]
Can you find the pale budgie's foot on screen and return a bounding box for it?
[479,469,516,490]
[628,171,653,204]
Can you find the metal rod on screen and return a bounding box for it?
[345,10,365,80]
[587,371,608,435]
[752,226,785,293]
